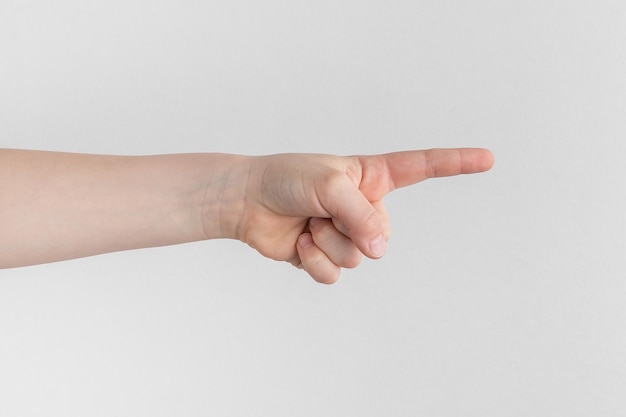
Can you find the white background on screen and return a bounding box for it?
[1,1,625,415]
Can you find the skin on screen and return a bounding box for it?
[0,148,494,283]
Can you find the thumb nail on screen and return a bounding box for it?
[369,234,387,258]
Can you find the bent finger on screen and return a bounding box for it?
[309,217,363,269]
[316,173,387,260]
[331,200,390,242]
[297,233,341,284]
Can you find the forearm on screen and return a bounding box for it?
[0,149,247,268]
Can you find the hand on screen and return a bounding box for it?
[231,148,494,284]
[0,148,492,273]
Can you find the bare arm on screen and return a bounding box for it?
[0,147,494,282]
[0,149,244,268]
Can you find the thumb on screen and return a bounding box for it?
[316,172,387,259]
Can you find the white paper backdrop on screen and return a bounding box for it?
[1,1,625,416]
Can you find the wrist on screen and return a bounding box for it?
[199,153,253,241]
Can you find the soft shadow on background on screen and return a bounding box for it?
[1,1,625,416]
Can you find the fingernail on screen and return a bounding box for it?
[369,234,386,258]
[299,233,314,248]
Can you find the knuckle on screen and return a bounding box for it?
[303,252,324,269]
[341,250,363,269]
[423,149,437,178]
[314,268,340,285]
[361,208,382,236]
[332,218,350,236]
[322,169,347,188]
[310,219,334,243]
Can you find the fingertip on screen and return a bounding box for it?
[461,148,495,174]
[297,232,341,284]
[368,234,387,259]
[298,233,314,249]
[479,149,495,172]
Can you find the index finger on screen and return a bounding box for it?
[359,148,494,196]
